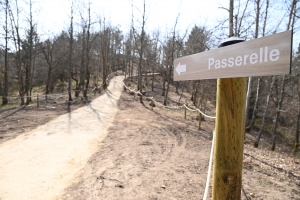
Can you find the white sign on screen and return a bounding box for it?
[174,30,292,81]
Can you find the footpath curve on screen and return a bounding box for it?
[0,76,125,200]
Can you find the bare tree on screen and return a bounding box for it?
[132,0,147,103]
[2,0,9,105]
[9,0,25,105]
[163,16,179,106]
[245,0,261,130]
[68,1,74,102]
[249,0,270,132]
[24,0,35,105]
[270,0,298,151]
[254,76,275,147]
[40,38,68,95]
[99,18,111,89]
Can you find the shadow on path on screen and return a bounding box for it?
[0,106,26,120]
[86,103,103,122]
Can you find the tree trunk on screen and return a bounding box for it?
[163,17,178,106]
[0,81,3,101]
[26,0,34,105]
[162,74,166,96]
[84,5,92,99]
[294,107,300,152]
[137,0,146,104]
[151,65,155,91]
[271,110,280,151]
[175,82,179,94]
[294,78,300,153]
[249,77,261,131]
[68,1,74,102]
[271,75,286,151]
[130,59,134,82]
[229,0,234,37]
[164,66,172,106]
[254,76,275,147]
[245,77,252,127]
[45,67,52,95]
[74,86,80,97]
[80,26,86,97]
[2,0,9,105]
[178,82,184,104]
[270,0,296,151]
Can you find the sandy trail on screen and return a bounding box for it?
[0,76,124,200]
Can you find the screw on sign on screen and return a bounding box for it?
[173,30,292,200]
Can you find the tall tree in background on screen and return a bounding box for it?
[83,4,92,99]
[163,16,179,106]
[270,0,298,151]
[253,0,270,147]
[26,0,33,105]
[100,19,111,89]
[68,1,74,102]
[294,44,300,153]
[9,0,25,105]
[24,0,38,105]
[79,20,86,98]
[133,0,147,103]
[2,0,9,105]
[40,37,68,95]
[185,26,210,106]
[246,0,261,130]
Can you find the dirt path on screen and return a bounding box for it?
[59,91,215,200]
[0,76,124,200]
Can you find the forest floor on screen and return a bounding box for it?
[0,74,299,200]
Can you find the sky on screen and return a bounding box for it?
[36,0,225,38]
[5,0,300,50]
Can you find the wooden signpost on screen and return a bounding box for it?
[173,30,292,199]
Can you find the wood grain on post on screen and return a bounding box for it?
[212,77,247,200]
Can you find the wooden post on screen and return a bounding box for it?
[198,112,202,130]
[212,77,247,200]
[184,105,187,119]
[37,93,39,108]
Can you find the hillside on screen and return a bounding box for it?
[0,73,299,199]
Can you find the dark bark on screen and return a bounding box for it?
[83,6,92,99]
[254,76,275,148]
[245,77,252,127]
[271,76,286,151]
[163,17,179,106]
[151,65,155,91]
[162,72,166,96]
[79,26,86,97]
[249,77,261,131]
[295,107,300,152]
[137,0,146,104]
[45,68,52,95]
[229,0,234,37]
[9,0,25,105]
[271,0,297,151]
[2,0,9,105]
[68,1,74,102]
